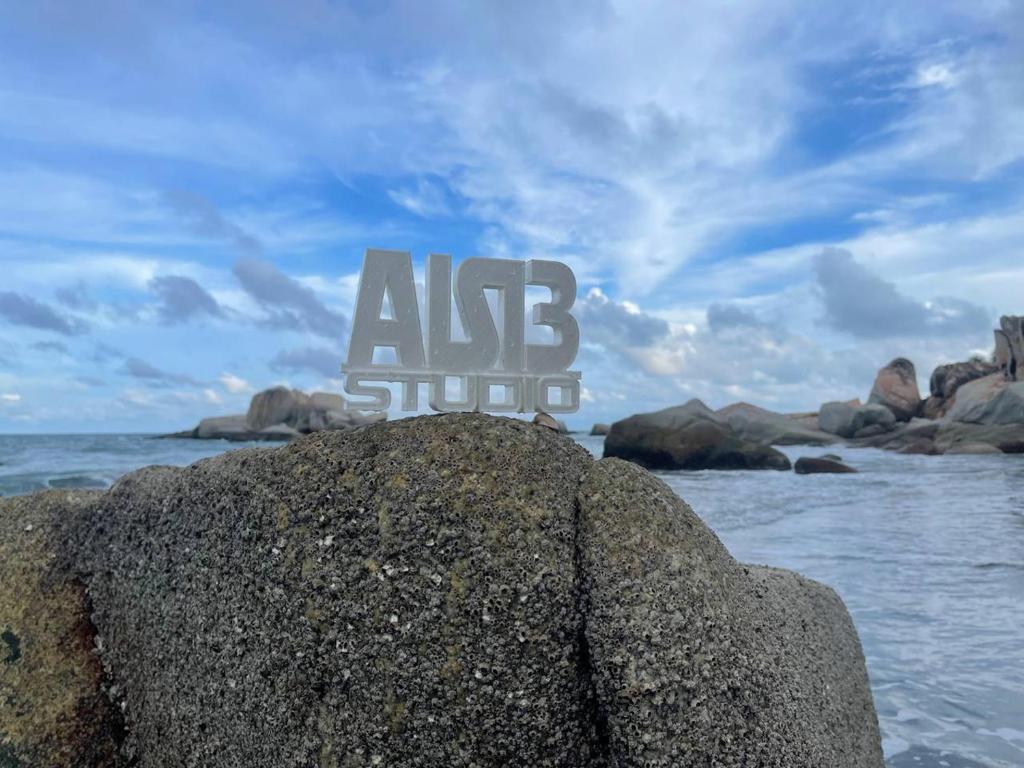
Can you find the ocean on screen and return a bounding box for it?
[1,431,1022,767]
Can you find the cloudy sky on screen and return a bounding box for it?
[0,1,1022,432]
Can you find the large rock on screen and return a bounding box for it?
[819,401,896,439]
[0,491,123,767]
[48,414,880,765]
[579,459,881,767]
[246,386,314,431]
[589,423,610,436]
[934,422,1024,454]
[868,358,921,421]
[715,402,837,446]
[605,402,792,471]
[946,374,1024,425]
[818,401,857,437]
[168,387,385,441]
[926,359,999,418]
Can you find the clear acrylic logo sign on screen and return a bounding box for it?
[342,249,581,413]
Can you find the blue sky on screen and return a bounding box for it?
[0,0,1022,432]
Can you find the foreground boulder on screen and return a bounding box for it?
[7,414,880,766]
[0,492,123,767]
[579,459,880,766]
[604,401,792,471]
[868,358,921,421]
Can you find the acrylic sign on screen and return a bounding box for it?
[342,249,581,413]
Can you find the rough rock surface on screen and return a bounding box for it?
[41,413,881,766]
[715,403,836,446]
[75,416,600,767]
[868,358,921,421]
[794,457,858,474]
[0,491,124,767]
[946,375,1024,425]
[578,459,880,767]
[605,403,792,471]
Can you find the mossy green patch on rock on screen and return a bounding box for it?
[0,491,124,767]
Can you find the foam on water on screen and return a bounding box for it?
[1,431,1021,767]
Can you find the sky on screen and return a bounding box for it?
[0,0,1022,432]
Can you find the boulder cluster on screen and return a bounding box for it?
[0,414,883,767]
[166,385,384,441]
[600,315,1024,468]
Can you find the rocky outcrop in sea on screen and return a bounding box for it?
[0,414,883,766]
[603,315,1024,465]
[165,385,385,441]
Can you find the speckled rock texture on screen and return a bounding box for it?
[578,459,882,767]
[72,414,604,767]
[8,413,882,767]
[0,491,124,767]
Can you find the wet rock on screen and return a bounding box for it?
[822,453,843,461]
[868,358,921,421]
[578,458,881,767]
[0,491,124,767]
[794,457,858,474]
[605,404,791,471]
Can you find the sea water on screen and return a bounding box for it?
[1,432,1021,767]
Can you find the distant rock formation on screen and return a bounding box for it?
[604,400,793,471]
[818,401,896,439]
[1,414,884,766]
[589,422,610,436]
[923,358,999,419]
[165,385,384,441]
[868,358,921,421]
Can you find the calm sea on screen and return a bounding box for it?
[1,431,1022,767]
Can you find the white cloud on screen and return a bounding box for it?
[1,393,21,403]
[219,372,252,394]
